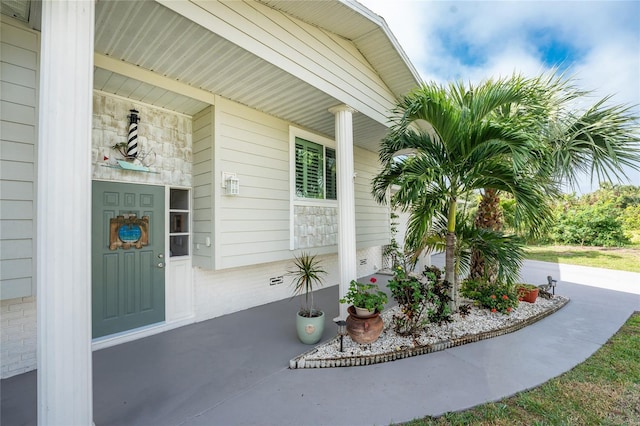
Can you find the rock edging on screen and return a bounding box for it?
[290,297,569,369]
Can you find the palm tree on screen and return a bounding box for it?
[372,76,552,308]
[470,73,640,280]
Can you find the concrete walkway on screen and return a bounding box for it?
[2,260,639,425]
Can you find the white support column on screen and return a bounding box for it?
[37,1,95,425]
[329,105,357,320]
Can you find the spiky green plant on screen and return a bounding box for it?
[288,252,326,317]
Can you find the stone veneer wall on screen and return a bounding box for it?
[92,91,192,186]
[293,205,338,249]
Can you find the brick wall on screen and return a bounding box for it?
[1,297,37,378]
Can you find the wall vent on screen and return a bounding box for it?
[270,276,284,286]
[359,259,367,265]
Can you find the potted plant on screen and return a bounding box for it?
[340,278,388,317]
[288,252,327,344]
[516,283,539,303]
[340,277,388,344]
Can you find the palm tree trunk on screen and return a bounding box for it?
[470,188,503,282]
[445,231,457,310]
[446,199,458,310]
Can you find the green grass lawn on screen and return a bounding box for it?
[525,245,640,273]
[401,312,640,425]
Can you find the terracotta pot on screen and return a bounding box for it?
[346,305,383,344]
[519,288,539,303]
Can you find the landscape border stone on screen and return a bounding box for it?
[289,296,570,369]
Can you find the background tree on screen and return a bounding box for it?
[471,74,640,278]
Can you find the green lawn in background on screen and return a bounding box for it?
[400,312,640,425]
[525,245,640,273]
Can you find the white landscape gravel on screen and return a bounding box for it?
[290,295,569,369]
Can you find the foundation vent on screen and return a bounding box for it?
[359,259,367,265]
[270,276,284,286]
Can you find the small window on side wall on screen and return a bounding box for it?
[169,188,190,257]
[295,137,336,200]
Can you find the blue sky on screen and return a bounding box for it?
[358,0,640,194]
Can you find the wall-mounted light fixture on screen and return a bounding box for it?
[222,172,240,196]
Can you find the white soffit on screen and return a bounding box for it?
[92,0,409,151]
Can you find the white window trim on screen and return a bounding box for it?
[289,126,337,250]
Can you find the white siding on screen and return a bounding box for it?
[192,106,215,269]
[191,97,391,271]
[354,147,391,249]
[215,97,291,269]
[0,17,38,300]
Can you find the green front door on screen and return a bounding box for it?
[92,181,165,338]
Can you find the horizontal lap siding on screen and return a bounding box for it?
[0,18,38,300]
[354,147,390,248]
[216,98,290,269]
[192,106,214,269]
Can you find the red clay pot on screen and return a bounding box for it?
[519,288,539,303]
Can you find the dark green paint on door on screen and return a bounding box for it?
[92,181,165,338]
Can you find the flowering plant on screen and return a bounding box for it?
[340,277,388,313]
[461,278,518,314]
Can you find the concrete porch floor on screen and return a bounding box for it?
[2,259,639,425]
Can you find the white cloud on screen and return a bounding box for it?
[357,0,640,192]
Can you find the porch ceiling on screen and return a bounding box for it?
[93,0,397,152]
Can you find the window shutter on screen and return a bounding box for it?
[325,148,337,200]
[295,140,305,197]
[295,138,324,199]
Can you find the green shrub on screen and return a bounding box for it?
[620,205,640,231]
[551,202,629,247]
[387,266,430,336]
[533,185,640,246]
[387,265,451,336]
[461,278,519,314]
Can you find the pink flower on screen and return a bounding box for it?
[490,295,496,299]
[502,295,509,300]
[507,307,512,312]
[491,308,497,313]
[370,277,377,284]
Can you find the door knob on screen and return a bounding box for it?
[157,262,165,268]
[158,253,164,259]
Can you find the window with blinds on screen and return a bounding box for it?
[295,137,336,200]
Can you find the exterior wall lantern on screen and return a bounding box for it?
[222,172,240,196]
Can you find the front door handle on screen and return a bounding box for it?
[157,262,165,268]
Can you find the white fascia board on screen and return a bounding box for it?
[340,0,423,87]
